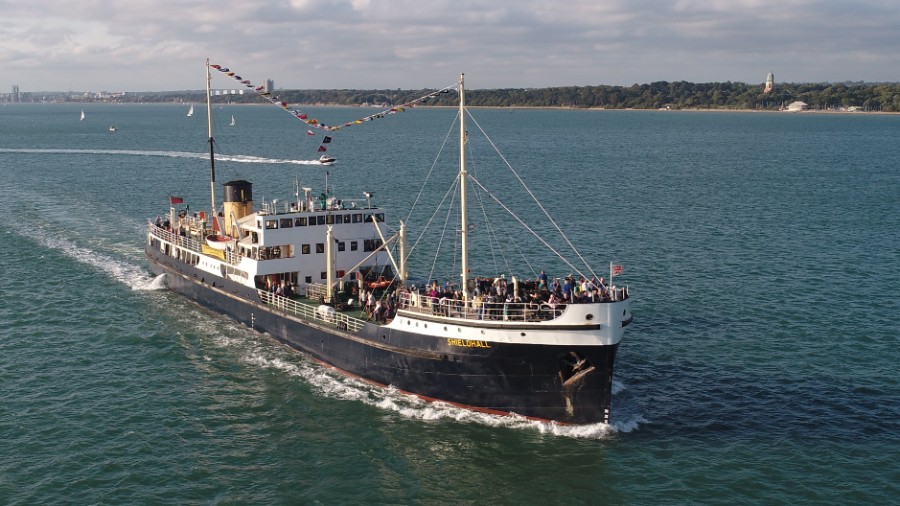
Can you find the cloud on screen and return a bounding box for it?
[2,0,899,92]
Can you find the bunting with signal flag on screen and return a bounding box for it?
[169,195,184,205]
[210,63,457,134]
[317,145,327,152]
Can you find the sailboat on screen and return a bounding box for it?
[145,61,632,425]
[187,104,194,117]
[80,110,85,121]
[230,115,235,126]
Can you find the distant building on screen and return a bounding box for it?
[11,85,20,102]
[266,79,275,94]
[764,71,774,94]
[786,101,808,112]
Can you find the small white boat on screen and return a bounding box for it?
[187,104,194,117]
[318,155,336,165]
[109,125,117,132]
[80,110,85,121]
[230,115,235,126]
[205,234,231,250]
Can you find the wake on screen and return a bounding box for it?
[27,228,163,291]
[246,352,645,439]
[0,148,325,165]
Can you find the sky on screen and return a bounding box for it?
[2,0,899,92]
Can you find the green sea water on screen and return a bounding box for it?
[0,102,898,504]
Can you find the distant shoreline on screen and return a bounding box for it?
[9,101,898,115]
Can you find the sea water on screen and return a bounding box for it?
[0,103,897,504]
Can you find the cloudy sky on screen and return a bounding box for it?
[3,0,899,92]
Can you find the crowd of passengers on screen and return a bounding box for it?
[264,270,619,323]
[390,271,617,321]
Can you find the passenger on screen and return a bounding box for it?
[548,293,560,317]
[538,270,548,290]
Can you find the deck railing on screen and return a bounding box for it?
[396,292,563,322]
[148,223,242,265]
[258,290,366,332]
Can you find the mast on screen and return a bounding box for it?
[205,59,218,231]
[458,73,469,297]
[399,220,407,287]
[326,225,334,303]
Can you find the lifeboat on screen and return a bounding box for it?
[205,234,231,250]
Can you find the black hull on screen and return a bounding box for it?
[146,245,619,424]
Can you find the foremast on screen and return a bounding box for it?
[458,73,470,298]
[205,59,218,232]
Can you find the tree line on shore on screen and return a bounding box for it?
[90,81,900,112]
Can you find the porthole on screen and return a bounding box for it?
[586,314,594,321]
[521,332,526,337]
[481,330,485,335]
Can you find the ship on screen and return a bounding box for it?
[145,60,632,425]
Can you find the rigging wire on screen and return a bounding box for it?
[464,108,598,279]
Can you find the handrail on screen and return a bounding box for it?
[258,290,366,333]
[148,223,242,265]
[396,292,563,322]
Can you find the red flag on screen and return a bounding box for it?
[307,130,314,136]
[169,196,184,205]
[612,264,623,275]
[317,145,327,152]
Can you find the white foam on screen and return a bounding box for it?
[0,148,322,165]
[26,230,159,290]
[245,349,630,439]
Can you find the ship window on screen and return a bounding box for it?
[265,220,278,230]
[326,215,335,225]
[335,214,344,224]
[352,214,363,223]
[363,239,383,252]
[316,243,324,254]
[337,241,345,252]
[365,214,373,222]
[280,218,293,228]
[305,276,312,283]
[320,272,326,280]
[350,241,358,251]
[295,217,307,226]
[302,244,310,254]
[375,213,384,222]
[308,217,317,226]
[317,215,326,225]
